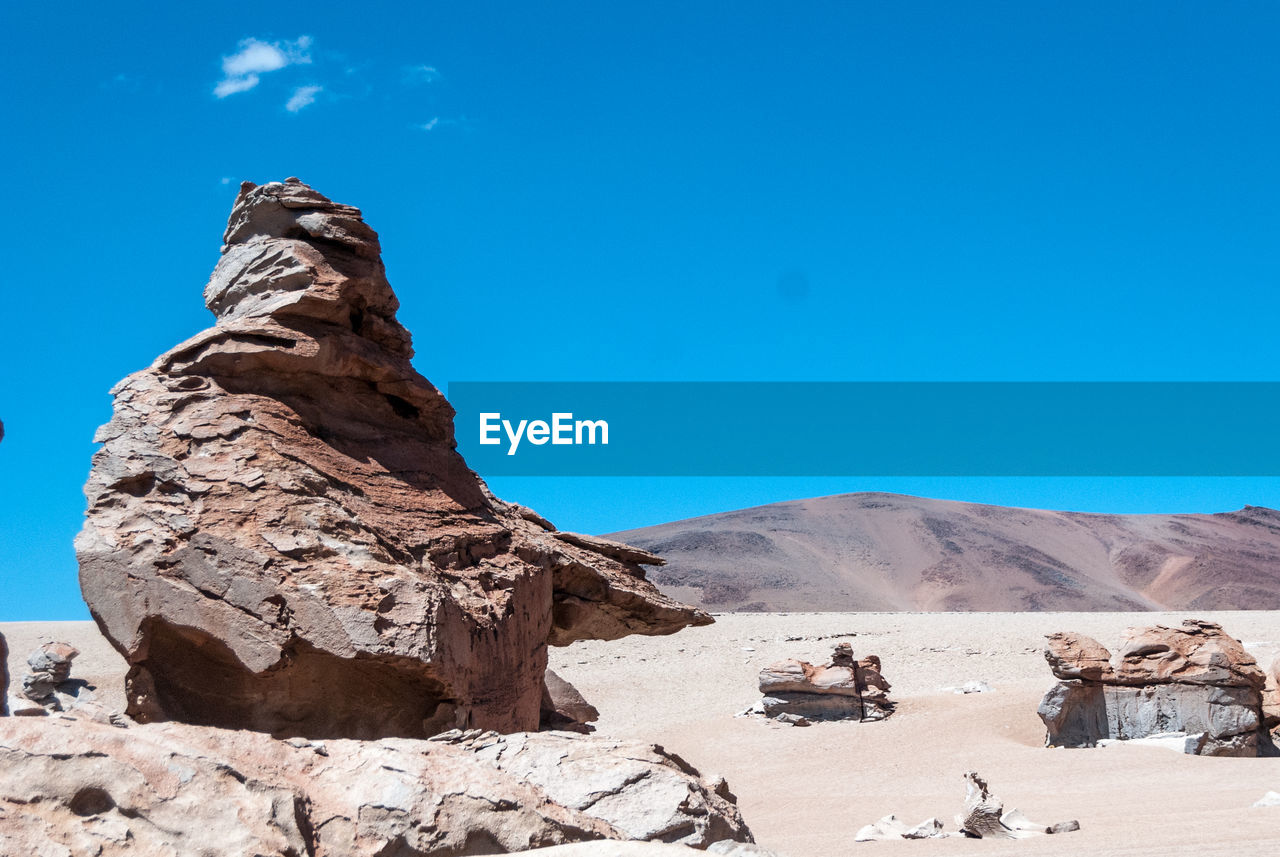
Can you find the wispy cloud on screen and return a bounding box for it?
[286,85,322,113]
[215,36,312,98]
[417,116,465,133]
[404,64,441,84]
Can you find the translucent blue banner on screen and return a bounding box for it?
[445,382,1280,476]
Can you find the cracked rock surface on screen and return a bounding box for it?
[75,179,710,738]
[0,717,751,856]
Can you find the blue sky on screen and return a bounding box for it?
[4,2,1280,619]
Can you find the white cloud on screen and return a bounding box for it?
[419,117,440,131]
[215,36,312,98]
[214,74,261,98]
[285,85,322,113]
[405,64,441,84]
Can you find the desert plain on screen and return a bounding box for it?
[7,610,1280,857]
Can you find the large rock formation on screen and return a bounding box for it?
[0,717,752,856]
[1037,620,1275,756]
[76,179,710,738]
[756,642,892,722]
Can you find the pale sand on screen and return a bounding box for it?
[5,612,1280,856]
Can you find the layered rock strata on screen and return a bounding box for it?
[0,717,752,856]
[76,179,710,738]
[1037,620,1276,756]
[757,643,892,722]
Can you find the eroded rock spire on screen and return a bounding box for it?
[77,178,710,738]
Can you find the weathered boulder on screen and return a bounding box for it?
[1044,632,1113,682]
[0,717,751,856]
[1037,620,1275,756]
[757,642,892,722]
[1111,619,1266,688]
[21,642,78,704]
[76,179,710,738]
[541,669,600,733]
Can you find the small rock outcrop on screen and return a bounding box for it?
[541,669,600,733]
[20,642,77,705]
[1037,620,1275,756]
[76,179,710,739]
[756,643,892,723]
[0,717,753,856]
[5,642,117,724]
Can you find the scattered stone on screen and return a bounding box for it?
[958,771,1077,839]
[941,680,992,694]
[75,179,711,739]
[541,669,600,733]
[855,772,1076,842]
[854,815,911,842]
[518,843,780,857]
[774,712,810,727]
[0,717,753,855]
[903,817,946,839]
[1037,620,1276,756]
[756,643,893,723]
[706,841,783,857]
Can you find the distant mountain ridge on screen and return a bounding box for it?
[607,493,1280,612]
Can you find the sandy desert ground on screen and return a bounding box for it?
[6,611,1280,857]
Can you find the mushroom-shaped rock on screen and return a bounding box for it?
[76,180,711,739]
[1037,620,1274,756]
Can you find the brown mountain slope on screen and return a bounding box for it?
[607,493,1280,612]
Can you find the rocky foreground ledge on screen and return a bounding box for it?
[0,715,750,855]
